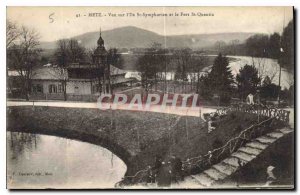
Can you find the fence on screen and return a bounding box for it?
[116,104,290,187]
[215,103,290,125]
[181,117,277,175]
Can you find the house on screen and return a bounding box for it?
[29,31,134,101]
[30,66,67,100]
[29,63,133,101]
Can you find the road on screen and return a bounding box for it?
[7,100,216,118]
[7,101,294,127]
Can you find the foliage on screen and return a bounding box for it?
[210,53,234,104]
[191,55,208,93]
[198,74,212,99]
[174,48,192,81]
[136,43,169,92]
[107,48,123,69]
[245,34,270,57]
[260,83,280,100]
[236,65,261,100]
[212,19,294,74]
[279,20,294,72]
[198,53,234,105]
[6,20,20,49]
[54,39,86,67]
[7,25,41,100]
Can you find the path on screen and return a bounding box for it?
[6,100,216,118]
[7,101,294,128]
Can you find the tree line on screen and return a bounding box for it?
[137,44,209,94]
[199,54,293,106]
[137,46,293,106]
[212,20,294,73]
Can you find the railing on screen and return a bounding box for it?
[181,117,277,175]
[215,103,290,125]
[116,104,290,187]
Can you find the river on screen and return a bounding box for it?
[227,55,292,89]
[125,55,293,90]
[7,132,127,189]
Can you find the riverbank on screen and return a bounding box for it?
[7,106,272,179]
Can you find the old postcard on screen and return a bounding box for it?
[6,6,294,189]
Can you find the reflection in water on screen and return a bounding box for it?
[7,132,127,189]
[9,132,41,162]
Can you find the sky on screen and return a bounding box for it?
[7,6,293,42]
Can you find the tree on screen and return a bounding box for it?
[53,39,70,101]
[260,83,280,100]
[174,48,192,93]
[6,20,19,49]
[245,34,269,57]
[54,39,70,68]
[208,53,234,104]
[107,48,123,69]
[214,41,227,53]
[268,33,281,59]
[199,74,212,99]
[68,39,85,63]
[229,39,240,55]
[136,43,169,93]
[279,20,294,73]
[150,43,169,92]
[107,48,123,93]
[245,34,280,85]
[6,20,20,92]
[54,39,86,67]
[53,38,87,100]
[7,26,41,100]
[262,76,272,86]
[190,55,208,93]
[236,65,261,100]
[137,49,156,93]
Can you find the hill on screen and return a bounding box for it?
[39,26,255,50]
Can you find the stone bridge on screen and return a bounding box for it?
[6,101,293,188]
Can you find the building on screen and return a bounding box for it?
[28,30,134,101]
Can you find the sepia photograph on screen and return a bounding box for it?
[6,6,295,189]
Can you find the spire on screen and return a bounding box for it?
[97,27,104,47]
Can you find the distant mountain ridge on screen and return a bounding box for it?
[39,26,256,50]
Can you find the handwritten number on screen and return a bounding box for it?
[49,13,54,23]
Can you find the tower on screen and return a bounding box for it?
[93,28,110,94]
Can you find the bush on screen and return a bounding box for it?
[213,139,223,149]
[230,113,236,120]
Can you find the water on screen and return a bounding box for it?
[227,55,292,90]
[125,55,293,90]
[7,132,127,189]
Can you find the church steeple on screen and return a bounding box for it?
[93,27,110,94]
[97,27,104,47]
[93,26,107,63]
